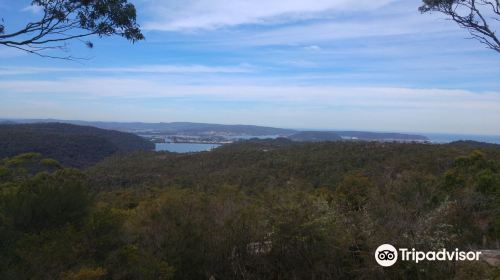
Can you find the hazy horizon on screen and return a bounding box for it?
[3,116,500,137]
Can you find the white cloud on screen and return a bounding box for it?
[235,11,459,47]
[147,0,462,49]
[0,64,255,76]
[1,77,499,134]
[304,45,321,51]
[0,77,496,103]
[21,4,43,14]
[280,59,318,68]
[143,0,396,31]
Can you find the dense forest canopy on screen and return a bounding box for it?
[0,123,154,168]
[1,139,499,279]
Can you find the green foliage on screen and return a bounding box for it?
[2,141,500,279]
[0,0,144,58]
[128,188,232,279]
[61,266,107,280]
[0,156,163,279]
[1,169,90,232]
[259,188,358,279]
[334,173,373,212]
[109,245,174,280]
[14,226,85,279]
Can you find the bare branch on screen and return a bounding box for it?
[3,43,87,61]
[420,0,500,53]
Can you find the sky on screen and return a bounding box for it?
[0,0,499,135]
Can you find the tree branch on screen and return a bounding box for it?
[420,0,500,53]
[0,0,143,59]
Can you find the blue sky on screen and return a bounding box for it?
[0,0,499,134]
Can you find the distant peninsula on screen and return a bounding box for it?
[1,119,429,143]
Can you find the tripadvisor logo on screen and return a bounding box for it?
[375,244,398,267]
[374,244,482,267]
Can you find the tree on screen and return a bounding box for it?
[420,0,500,52]
[0,0,144,59]
[2,168,90,232]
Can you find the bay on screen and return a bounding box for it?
[156,143,221,153]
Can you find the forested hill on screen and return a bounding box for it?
[0,123,154,167]
[87,139,500,192]
[5,119,297,136]
[288,131,343,142]
[1,139,500,278]
[334,131,428,141]
[287,131,428,142]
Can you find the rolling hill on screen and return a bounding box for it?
[0,123,154,168]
